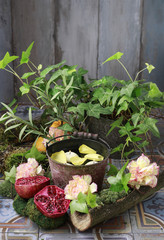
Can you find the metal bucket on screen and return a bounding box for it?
[46,132,110,190]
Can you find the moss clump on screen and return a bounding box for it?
[13,196,67,229]
[97,189,128,205]
[0,180,17,198]
[13,194,28,216]
[4,147,29,171]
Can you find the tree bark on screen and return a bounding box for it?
[70,170,164,231]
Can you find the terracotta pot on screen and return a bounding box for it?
[46,132,110,190]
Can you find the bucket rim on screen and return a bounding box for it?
[46,133,110,168]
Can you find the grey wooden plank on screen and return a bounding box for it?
[98,0,142,81]
[11,0,55,102]
[0,0,14,104]
[55,0,99,80]
[141,0,164,91]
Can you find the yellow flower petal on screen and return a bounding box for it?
[79,144,96,154]
[70,156,87,166]
[51,150,67,164]
[85,153,104,161]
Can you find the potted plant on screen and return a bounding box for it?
[0,44,163,160]
[0,42,89,141]
[68,52,164,158]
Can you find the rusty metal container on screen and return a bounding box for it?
[46,132,110,190]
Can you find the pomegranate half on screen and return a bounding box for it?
[34,185,70,218]
[15,176,50,199]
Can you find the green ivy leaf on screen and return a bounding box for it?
[5,166,16,184]
[107,176,120,185]
[0,52,19,69]
[110,183,124,192]
[116,160,129,180]
[40,60,66,78]
[116,101,128,115]
[25,146,46,161]
[122,173,131,192]
[111,90,120,110]
[131,113,140,127]
[20,42,34,65]
[57,123,73,132]
[107,161,130,192]
[120,81,138,97]
[19,83,30,95]
[144,117,160,138]
[107,164,119,176]
[110,144,124,154]
[92,88,113,105]
[107,116,123,135]
[86,190,97,208]
[21,72,36,79]
[123,149,134,158]
[145,63,155,73]
[77,67,88,76]
[102,52,124,64]
[77,192,87,203]
[69,200,88,214]
[138,140,149,148]
[118,96,133,106]
[148,82,162,98]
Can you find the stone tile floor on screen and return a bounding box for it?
[0,157,164,240]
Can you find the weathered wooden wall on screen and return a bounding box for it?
[0,0,14,103]
[0,0,164,104]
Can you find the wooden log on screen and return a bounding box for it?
[70,170,164,231]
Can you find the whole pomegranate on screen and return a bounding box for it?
[34,185,70,218]
[15,176,50,199]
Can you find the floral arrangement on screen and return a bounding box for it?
[1,148,162,231]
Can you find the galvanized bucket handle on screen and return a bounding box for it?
[46,131,110,152]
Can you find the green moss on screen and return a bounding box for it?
[4,147,28,171]
[0,143,9,152]
[13,194,28,216]
[98,189,128,205]
[13,195,67,229]
[0,180,17,198]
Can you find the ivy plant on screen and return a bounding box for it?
[69,52,164,158]
[107,161,131,193]
[69,190,98,214]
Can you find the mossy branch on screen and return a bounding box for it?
[70,169,164,231]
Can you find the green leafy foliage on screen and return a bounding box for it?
[20,41,34,65]
[0,45,163,159]
[25,145,46,162]
[102,52,124,64]
[107,161,131,193]
[145,63,155,73]
[4,165,16,184]
[69,191,97,214]
[0,52,18,69]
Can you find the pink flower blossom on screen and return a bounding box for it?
[49,127,65,141]
[127,154,159,189]
[16,158,44,180]
[64,175,97,200]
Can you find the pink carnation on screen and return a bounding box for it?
[49,127,65,141]
[64,175,97,200]
[16,158,44,180]
[127,154,159,189]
